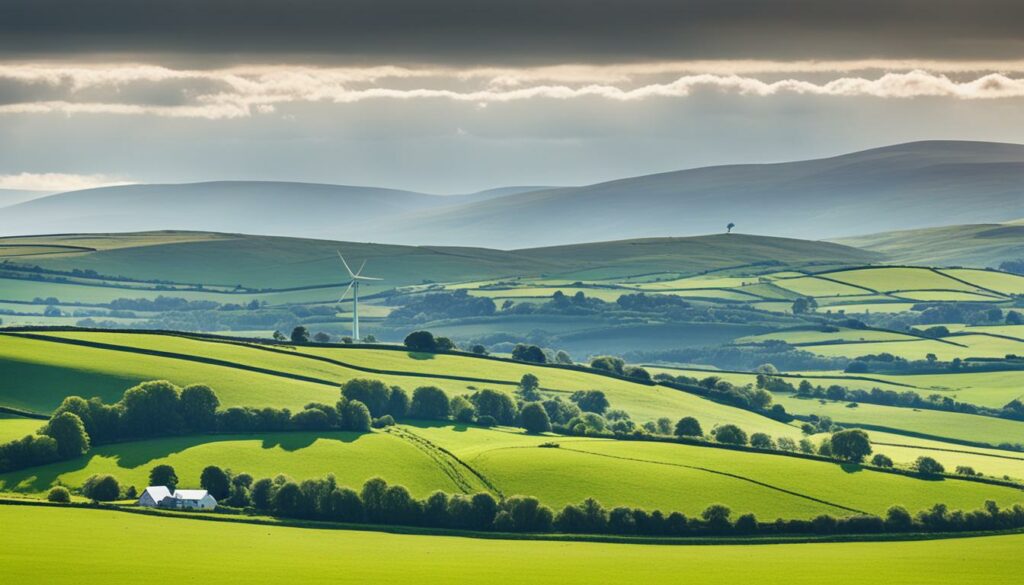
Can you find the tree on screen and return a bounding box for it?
[829,429,872,463]
[914,456,945,476]
[272,330,287,342]
[792,297,818,314]
[340,378,392,418]
[871,453,894,468]
[410,386,450,420]
[404,330,436,352]
[251,478,274,509]
[340,400,372,432]
[180,384,220,432]
[42,412,90,458]
[570,390,609,414]
[47,486,71,503]
[200,465,231,500]
[674,416,703,437]
[387,386,410,418]
[290,326,311,343]
[519,403,551,434]
[82,474,121,502]
[313,332,331,343]
[555,350,573,364]
[726,222,735,234]
[701,504,732,531]
[749,432,775,450]
[434,336,456,352]
[272,481,304,516]
[511,344,547,364]
[470,344,488,355]
[1006,311,1023,325]
[120,380,184,437]
[713,424,748,445]
[470,389,517,425]
[518,374,542,401]
[149,464,179,491]
[449,395,476,423]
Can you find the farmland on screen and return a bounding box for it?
[4,505,1024,584]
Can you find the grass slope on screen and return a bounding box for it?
[3,506,1024,584]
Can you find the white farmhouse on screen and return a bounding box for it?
[166,490,218,511]
[137,486,217,510]
[138,486,173,507]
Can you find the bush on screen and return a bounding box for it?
[871,453,894,468]
[511,344,547,364]
[713,424,748,446]
[749,433,775,450]
[47,486,71,503]
[410,386,450,420]
[149,464,179,490]
[340,379,392,418]
[570,390,609,414]
[674,416,703,437]
[519,403,551,434]
[371,415,396,429]
[914,456,945,476]
[404,330,437,352]
[42,412,91,459]
[449,395,476,423]
[340,400,373,432]
[829,429,872,463]
[82,474,122,501]
[470,389,517,425]
[476,415,497,428]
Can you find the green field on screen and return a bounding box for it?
[3,505,1023,584]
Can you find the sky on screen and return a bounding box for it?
[1,0,1024,193]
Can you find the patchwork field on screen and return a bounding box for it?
[5,505,1024,584]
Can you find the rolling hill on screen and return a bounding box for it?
[834,222,1024,267]
[1,141,1020,248]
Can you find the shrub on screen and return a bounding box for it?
[914,456,945,476]
[149,464,179,490]
[47,486,71,503]
[871,454,894,468]
[340,400,372,432]
[713,424,748,446]
[42,412,91,459]
[476,415,497,428]
[955,465,978,476]
[82,474,121,502]
[519,403,551,434]
[410,386,450,420]
[749,433,775,450]
[449,395,476,423]
[674,416,703,437]
[570,390,609,414]
[371,415,396,429]
[829,429,872,463]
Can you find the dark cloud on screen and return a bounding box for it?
[1,0,1023,65]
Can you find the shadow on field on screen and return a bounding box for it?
[402,419,474,433]
[839,463,865,474]
[406,352,437,361]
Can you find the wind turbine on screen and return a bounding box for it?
[337,251,382,341]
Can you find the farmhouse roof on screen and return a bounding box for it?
[173,490,212,501]
[142,486,172,502]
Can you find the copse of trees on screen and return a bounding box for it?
[81,474,122,502]
[340,379,409,419]
[403,330,455,353]
[206,470,1024,538]
[828,429,873,463]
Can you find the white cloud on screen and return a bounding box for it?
[0,62,1022,119]
[0,172,134,192]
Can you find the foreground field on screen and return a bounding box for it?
[2,505,1022,584]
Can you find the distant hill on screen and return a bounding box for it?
[391,141,1024,247]
[0,231,878,289]
[1,141,1019,247]
[834,222,1024,268]
[0,188,50,207]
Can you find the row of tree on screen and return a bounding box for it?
[71,465,1024,538]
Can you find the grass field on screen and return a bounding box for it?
[3,505,1023,584]
[0,331,803,437]
[3,422,1021,520]
[0,417,43,442]
[776,395,1024,447]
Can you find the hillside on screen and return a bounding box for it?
[0,231,877,290]
[834,222,1024,267]
[2,141,1021,248]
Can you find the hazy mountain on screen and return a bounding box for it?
[0,188,51,207]
[834,221,1024,268]
[1,141,1020,247]
[392,141,1024,247]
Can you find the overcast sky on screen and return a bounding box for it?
[1,0,1023,193]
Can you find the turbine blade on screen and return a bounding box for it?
[337,281,354,304]
[336,250,355,278]
[355,276,383,281]
[355,259,367,277]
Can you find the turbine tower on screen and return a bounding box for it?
[337,251,382,341]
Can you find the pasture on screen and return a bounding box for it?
[2,505,1023,584]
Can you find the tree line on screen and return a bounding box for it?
[64,464,1024,539]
